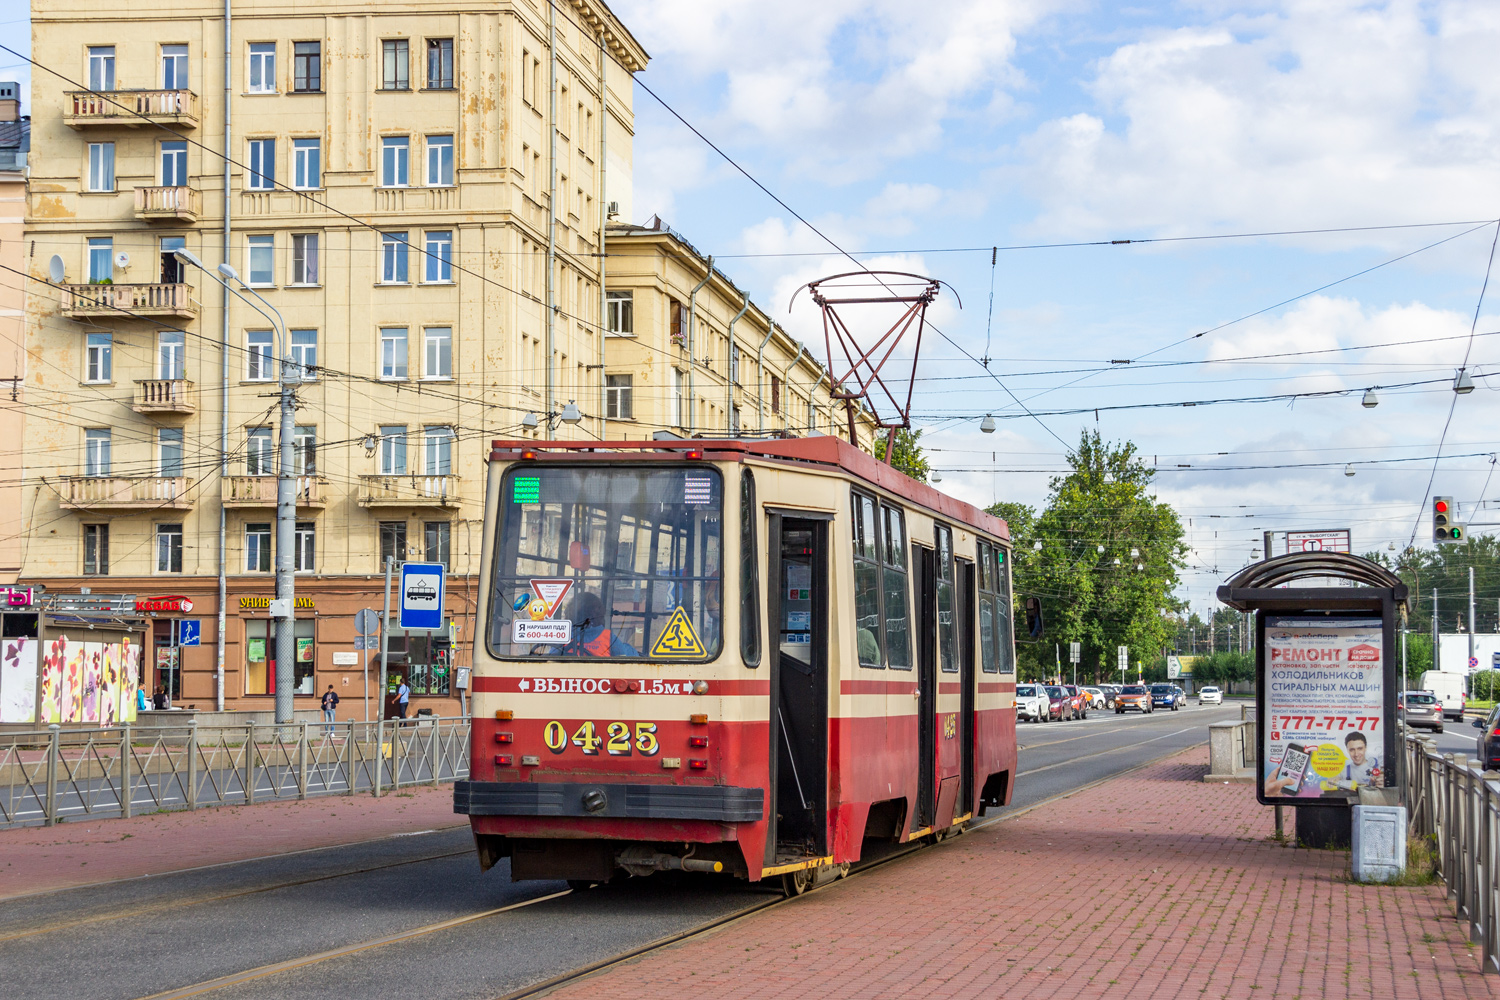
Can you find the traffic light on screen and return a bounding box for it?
[1434,496,1467,543]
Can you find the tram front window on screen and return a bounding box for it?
[489,466,723,660]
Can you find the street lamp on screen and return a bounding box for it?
[175,249,299,725]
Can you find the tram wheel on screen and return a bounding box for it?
[836,862,851,879]
[782,869,811,896]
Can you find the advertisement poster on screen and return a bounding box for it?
[0,637,36,723]
[1262,616,1386,802]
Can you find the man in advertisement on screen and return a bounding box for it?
[1338,730,1381,787]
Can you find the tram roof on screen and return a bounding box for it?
[491,437,1010,543]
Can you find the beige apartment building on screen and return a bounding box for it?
[22,0,647,716]
[0,82,28,585]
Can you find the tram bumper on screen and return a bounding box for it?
[454,780,764,823]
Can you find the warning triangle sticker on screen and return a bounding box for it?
[529,579,574,619]
[650,606,706,658]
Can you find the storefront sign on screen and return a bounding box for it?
[1261,616,1385,802]
[1,586,36,608]
[240,596,315,610]
[137,595,194,613]
[332,651,359,666]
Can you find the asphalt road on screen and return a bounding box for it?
[1,704,1238,1000]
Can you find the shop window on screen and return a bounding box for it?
[245,618,315,695]
[391,632,451,696]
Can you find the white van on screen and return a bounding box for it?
[1419,671,1467,721]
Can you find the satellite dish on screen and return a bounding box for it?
[114,252,130,269]
[47,255,64,283]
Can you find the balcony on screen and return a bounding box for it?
[132,379,196,415]
[135,185,201,223]
[357,475,460,508]
[64,89,199,129]
[59,476,194,510]
[223,475,328,509]
[63,283,195,320]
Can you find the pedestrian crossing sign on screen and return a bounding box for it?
[650,606,705,658]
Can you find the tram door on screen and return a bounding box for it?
[914,544,937,831]
[958,559,977,819]
[766,514,830,861]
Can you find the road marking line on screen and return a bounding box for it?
[1019,726,1201,776]
[1018,706,1235,751]
[133,889,572,1000]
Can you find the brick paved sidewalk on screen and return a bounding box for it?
[0,785,466,900]
[551,747,1499,1000]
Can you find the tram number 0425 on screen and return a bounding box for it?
[544,720,659,757]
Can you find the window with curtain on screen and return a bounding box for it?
[245,523,272,572]
[605,290,633,335]
[85,429,111,477]
[423,327,451,378]
[293,41,320,92]
[291,233,319,284]
[382,39,410,90]
[88,238,112,282]
[87,143,114,192]
[427,39,453,89]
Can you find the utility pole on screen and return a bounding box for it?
[1433,587,1439,667]
[1470,565,1477,675]
[274,348,297,724]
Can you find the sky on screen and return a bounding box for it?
[4,0,1499,617]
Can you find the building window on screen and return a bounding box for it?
[605,374,632,419]
[293,425,316,475]
[426,135,453,186]
[605,290,633,335]
[294,521,315,572]
[160,236,185,283]
[291,232,319,284]
[770,375,781,414]
[247,329,274,380]
[669,299,686,343]
[88,238,112,282]
[85,333,112,383]
[380,328,408,379]
[379,425,407,474]
[247,234,274,285]
[423,230,452,282]
[731,404,741,435]
[248,42,276,93]
[156,427,184,478]
[293,41,321,92]
[730,344,740,384]
[292,138,320,190]
[427,38,454,89]
[161,44,188,89]
[87,142,114,192]
[245,522,272,572]
[423,326,451,378]
[248,138,275,190]
[246,427,272,475]
[380,232,409,283]
[424,521,451,565]
[382,39,410,90]
[381,136,409,187]
[160,140,187,187]
[673,369,685,427]
[84,428,111,476]
[88,46,115,92]
[84,524,109,575]
[158,331,185,380]
[156,523,183,573]
[424,425,453,475]
[290,329,317,380]
[379,521,407,565]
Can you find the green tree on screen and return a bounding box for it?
[874,427,929,483]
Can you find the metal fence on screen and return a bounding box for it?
[1403,733,1500,974]
[0,717,469,829]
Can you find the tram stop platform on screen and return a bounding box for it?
[549,745,1497,1000]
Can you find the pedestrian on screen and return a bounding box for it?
[151,688,167,711]
[395,677,410,719]
[321,684,340,735]
[136,687,148,713]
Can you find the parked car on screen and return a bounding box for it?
[1474,705,1500,768]
[1115,684,1152,713]
[1015,683,1051,723]
[1099,684,1122,708]
[1083,686,1107,709]
[1044,685,1074,721]
[1198,685,1223,706]
[1149,683,1183,711]
[1399,690,1442,733]
[1062,684,1089,719]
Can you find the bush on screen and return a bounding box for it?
[1472,670,1500,700]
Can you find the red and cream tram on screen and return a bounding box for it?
[455,436,1018,892]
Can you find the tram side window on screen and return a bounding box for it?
[977,540,998,674]
[851,490,883,668]
[935,523,957,673]
[882,503,912,670]
[740,469,761,667]
[993,544,1015,674]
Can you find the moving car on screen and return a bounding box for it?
[1115,684,1152,713]
[1150,683,1183,711]
[1062,684,1089,719]
[1474,705,1500,768]
[1099,684,1122,708]
[1015,684,1051,723]
[1198,685,1222,706]
[1083,686,1107,709]
[1399,691,1442,732]
[1044,685,1074,721]
[1419,670,1467,721]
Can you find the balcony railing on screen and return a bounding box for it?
[59,476,194,510]
[132,379,196,415]
[357,475,460,507]
[134,185,201,223]
[224,475,328,509]
[63,283,195,319]
[64,89,199,129]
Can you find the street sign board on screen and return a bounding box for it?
[399,563,445,630]
[177,619,201,646]
[1116,645,1128,671]
[1167,654,1181,679]
[355,608,380,636]
[1284,529,1351,555]
[1069,641,1080,664]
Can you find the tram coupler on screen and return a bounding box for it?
[616,845,724,876]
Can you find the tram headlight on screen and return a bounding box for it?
[692,679,709,695]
